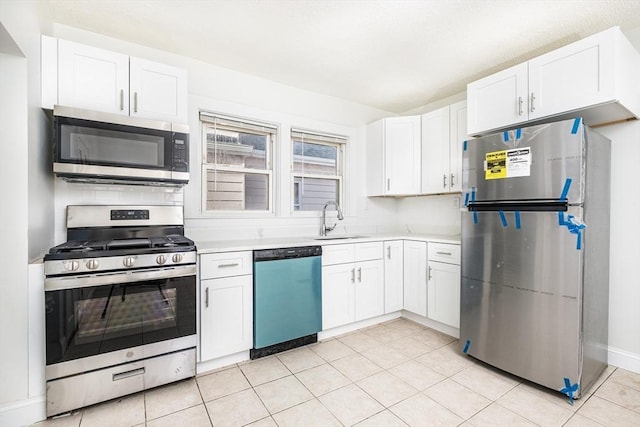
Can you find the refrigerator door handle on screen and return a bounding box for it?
[467,200,568,212]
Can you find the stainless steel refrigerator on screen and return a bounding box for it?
[460,117,610,401]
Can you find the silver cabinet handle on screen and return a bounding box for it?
[205,287,209,308]
[218,263,239,268]
[113,367,145,381]
[387,178,390,191]
[387,246,391,259]
[450,174,455,187]
[357,267,362,282]
[443,174,447,188]
[518,96,523,116]
[119,89,124,111]
[428,266,432,281]
[530,92,536,112]
[351,268,355,283]
[436,251,452,256]
[134,92,138,113]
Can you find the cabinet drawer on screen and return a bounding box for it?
[354,242,383,262]
[428,243,460,265]
[322,244,355,266]
[200,251,252,279]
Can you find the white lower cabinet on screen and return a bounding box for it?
[199,251,253,361]
[322,242,383,330]
[383,240,404,313]
[402,240,427,317]
[427,243,461,328]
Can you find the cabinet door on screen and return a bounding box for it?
[427,261,460,328]
[129,57,188,123]
[58,39,129,115]
[467,63,528,136]
[384,241,404,313]
[322,264,355,329]
[528,29,615,121]
[384,116,421,195]
[421,106,450,194]
[200,275,253,361]
[355,259,384,321]
[403,241,427,317]
[449,101,467,193]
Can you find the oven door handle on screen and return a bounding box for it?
[45,265,196,291]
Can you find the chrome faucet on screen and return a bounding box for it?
[321,200,344,236]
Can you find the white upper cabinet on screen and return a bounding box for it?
[467,63,528,136]
[43,36,188,123]
[129,57,188,122]
[366,116,421,196]
[467,27,640,136]
[57,39,130,115]
[421,101,467,194]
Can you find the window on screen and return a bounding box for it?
[291,129,346,212]
[200,112,276,212]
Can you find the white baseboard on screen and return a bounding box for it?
[197,350,251,375]
[318,312,401,340]
[608,345,640,373]
[0,395,46,427]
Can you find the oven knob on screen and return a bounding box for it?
[86,259,100,270]
[156,255,168,265]
[65,260,80,271]
[172,253,184,263]
[123,256,136,267]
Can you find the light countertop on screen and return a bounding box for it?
[194,233,460,254]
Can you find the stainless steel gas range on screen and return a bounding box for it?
[43,205,197,417]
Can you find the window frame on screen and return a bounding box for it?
[199,111,278,216]
[290,128,347,216]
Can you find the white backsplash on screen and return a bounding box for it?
[53,178,184,244]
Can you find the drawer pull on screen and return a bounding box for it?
[357,267,362,282]
[205,287,209,308]
[351,268,355,283]
[436,251,452,256]
[113,367,145,381]
[218,263,240,268]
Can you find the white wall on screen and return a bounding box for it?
[596,121,640,371]
[0,1,53,425]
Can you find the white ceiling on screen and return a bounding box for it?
[44,0,640,113]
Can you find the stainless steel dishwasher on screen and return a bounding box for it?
[251,246,322,359]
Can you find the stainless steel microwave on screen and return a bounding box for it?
[53,106,189,185]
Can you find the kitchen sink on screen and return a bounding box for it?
[313,235,368,240]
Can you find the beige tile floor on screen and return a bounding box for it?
[34,318,640,427]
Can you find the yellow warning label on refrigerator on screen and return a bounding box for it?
[485,147,531,180]
[485,150,507,179]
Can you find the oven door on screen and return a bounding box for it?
[45,265,196,379]
[53,109,189,183]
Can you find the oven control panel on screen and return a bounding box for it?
[111,210,150,221]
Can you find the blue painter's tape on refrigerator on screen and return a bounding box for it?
[558,212,586,250]
[472,188,478,224]
[560,377,579,405]
[463,140,468,151]
[514,211,521,229]
[571,118,582,134]
[499,210,508,227]
[516,128,522,140]
[463,339,471,354]
[464,192,470,206]
[560,178,572,200]
[503,131,509,142]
